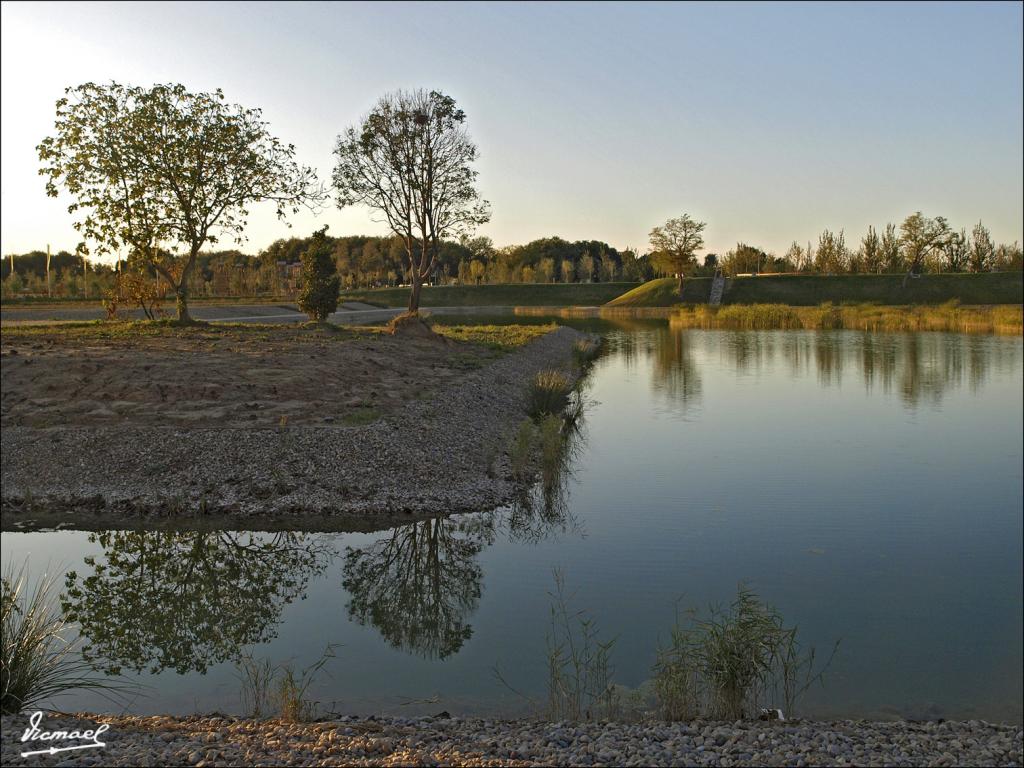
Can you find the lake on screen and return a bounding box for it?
[3,321,1022,723]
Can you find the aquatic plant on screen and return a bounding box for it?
[544,569,618,722]
[653,584,839,720]
[2,563,126,714]
[509,419,536,481]
[526,370,574,419]
[572,337,602,369]
[235,643,339,722]
[667,302,1022,335]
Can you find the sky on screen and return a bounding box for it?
[1,1,1022,261]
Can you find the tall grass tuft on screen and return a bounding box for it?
[544,569,618,722]
[652,584,839,721]
[509,419,536,481]
[572,337,602,369]
[2,564,127,714]
[235,644,339,722]
[526,370,574,419]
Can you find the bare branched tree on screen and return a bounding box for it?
[332,89,491,313]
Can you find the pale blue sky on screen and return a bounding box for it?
[2,1,1021,260]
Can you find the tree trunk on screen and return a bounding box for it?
[408,273,422,314]
[678,272,685,298]
[175,288,192,323]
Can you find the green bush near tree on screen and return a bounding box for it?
[297,227,340,322]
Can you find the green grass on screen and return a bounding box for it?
[605,277,713,307]
[669,302,1023,335]
[435,322,557,350]
[341,282,638,308]
[606,273,1023,307]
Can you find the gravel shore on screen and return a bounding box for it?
[1,326,589,529]
[2,712,1021,767]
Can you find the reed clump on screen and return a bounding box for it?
[669,302,1022,335]
[652,585,839,721]
[526,370,574,419]
[235,644,338,722]
[572,337,602,368]
[1,564,127,714]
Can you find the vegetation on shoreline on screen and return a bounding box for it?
[1,564,125,714]
[668,302,1023,335]
[497,574,837,724]
[609,273,1023,307]
[434,323,556,350]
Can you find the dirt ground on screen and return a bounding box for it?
[0,325,495,429]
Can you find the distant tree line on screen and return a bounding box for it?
[0,233,656,300]
[713,216,1022,278]
[3,215,1020,301]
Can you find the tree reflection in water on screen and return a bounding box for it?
[649,327,703,414]
[342,394,590,659]
[341,515,493,660]
[503,402,586,544]
[62,531,335,675]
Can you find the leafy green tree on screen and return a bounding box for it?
[297,226,340,321]
[814,229,848,274]
[469,259,486,284]
[783,242,805,272]
[722,243,768,276]
[880,223,903,273]
[649,214,707,295]
[578,253,595,283]
[859,226,883,273]
[560,258,576,283]
[899,212,950,285]
[992,242,1023,271]
[969,221,994,273]
[38,82,323,322]
[333,89,490,313]
[941,229,969,273]
[538,257,556,283]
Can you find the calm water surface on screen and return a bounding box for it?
[3,323,1022,722]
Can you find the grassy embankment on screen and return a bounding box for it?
[0,319,556,350]
[607,272,1023,307]
[341,282,638,307]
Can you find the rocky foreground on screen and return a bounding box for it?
[2,713,1021,767]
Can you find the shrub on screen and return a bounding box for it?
[297,226,340,322]
[526,370,573,419]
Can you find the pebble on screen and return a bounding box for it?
[9,712,1010,768]
[2,327,593,525]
